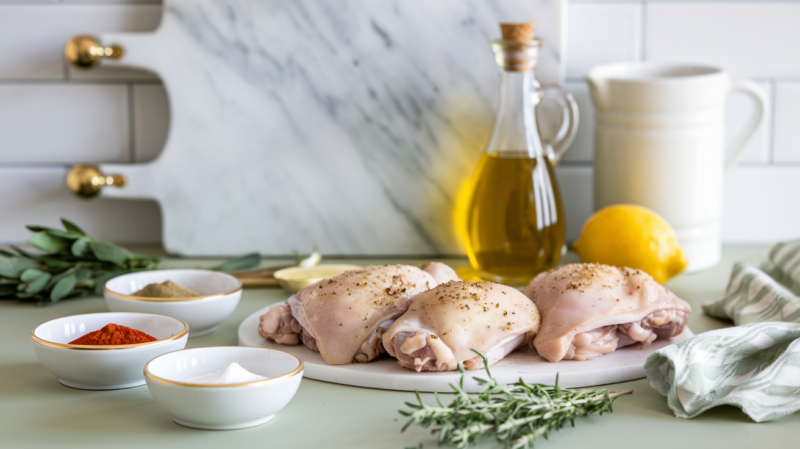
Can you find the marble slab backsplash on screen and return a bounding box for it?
[2,1,799,252]
[96,0,564,255]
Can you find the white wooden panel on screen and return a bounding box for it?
[133,83,169,162]
[0,5,160,80]
[0,84,130,163]
[0,167,161,245]
[646,3,800,78]
[773,82,800,163]
[566,3,641,79]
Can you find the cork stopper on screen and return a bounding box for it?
[492,22,540,72]
[500,23,535,42]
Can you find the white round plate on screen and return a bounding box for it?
[238,302,693,393]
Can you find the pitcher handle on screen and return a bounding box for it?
[539,86,579,164]
[725,79,768,175]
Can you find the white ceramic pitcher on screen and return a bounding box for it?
[586,63,767,272]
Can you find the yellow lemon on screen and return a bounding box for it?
[572,204,688,284]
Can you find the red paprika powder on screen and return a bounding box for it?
[69,323,157,345]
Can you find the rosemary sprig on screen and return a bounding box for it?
[400,350,631,449]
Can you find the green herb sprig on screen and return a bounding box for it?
[400,350,631,449]
[0,219,160,303]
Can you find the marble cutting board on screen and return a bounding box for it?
[238,301,694,392]
[97,0,566,255]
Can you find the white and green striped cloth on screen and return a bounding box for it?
[703,240,800,324]
[645,240,800,422]
[645,322,800,422]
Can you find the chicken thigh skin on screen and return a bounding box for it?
[523,263,691,363]
[384,281,540,372]
[260,265,436,365]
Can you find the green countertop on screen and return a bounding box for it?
[2,247,798,448]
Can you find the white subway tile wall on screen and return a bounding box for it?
[773,82,800,163]
[565,3,642,79]
[0,0,798,248]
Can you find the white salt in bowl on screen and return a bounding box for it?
[31,312,188,390]
[104,269,242,337]
[144,346,303,430]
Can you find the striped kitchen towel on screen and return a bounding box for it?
[703,240,800,324]
[644,322,800,422]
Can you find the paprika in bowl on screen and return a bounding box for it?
[144,347,303,430]
[31,312,188,390]
[104,269,242,337]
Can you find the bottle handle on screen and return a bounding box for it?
[538,86,579,164]
[724,79,768,175]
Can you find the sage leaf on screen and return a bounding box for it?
[27,232,68,254]
[0,257,39,278]
[51,276,76,302]
[39,258,75,270]
[215,252,261,272]
[0,249,15,258]
[71,237,91,258]
[20,268,47,282]
[25,272,52,294]
[25,225,58,233]
[75,267,92,282]
[9,245,36,259]
[61,219,87,236]
[89,241,132,266]
[45,230,83,240]
[46,267,77,289]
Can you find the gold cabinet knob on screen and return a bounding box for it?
[64,35,124,70]
[66,165,126,198]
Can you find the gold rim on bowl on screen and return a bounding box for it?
[30,313,189,350]
[103,270,243,302]
[143,346,304,388]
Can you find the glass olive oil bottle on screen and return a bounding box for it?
[465,23,577,284]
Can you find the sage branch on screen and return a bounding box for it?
[0,218,261,304]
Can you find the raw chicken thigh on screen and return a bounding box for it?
[523,263,691,363]
[384,281,540,372]
[422,262,461,284]
[259,264,437,365]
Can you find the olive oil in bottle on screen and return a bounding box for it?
[466,151,565,282]
[464,23,576,284]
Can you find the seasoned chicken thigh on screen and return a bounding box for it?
[523,263,691,363]
[259,265,436,365]
[384,281,540,372]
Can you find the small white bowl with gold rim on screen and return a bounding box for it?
[273,264,361,292]
[104,269,242,337]
[31,312,188,390]
[144,346,303,430]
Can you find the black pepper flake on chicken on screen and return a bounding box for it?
[384,281,540,372]
[523,263,691,363]
[258,263,457,366]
